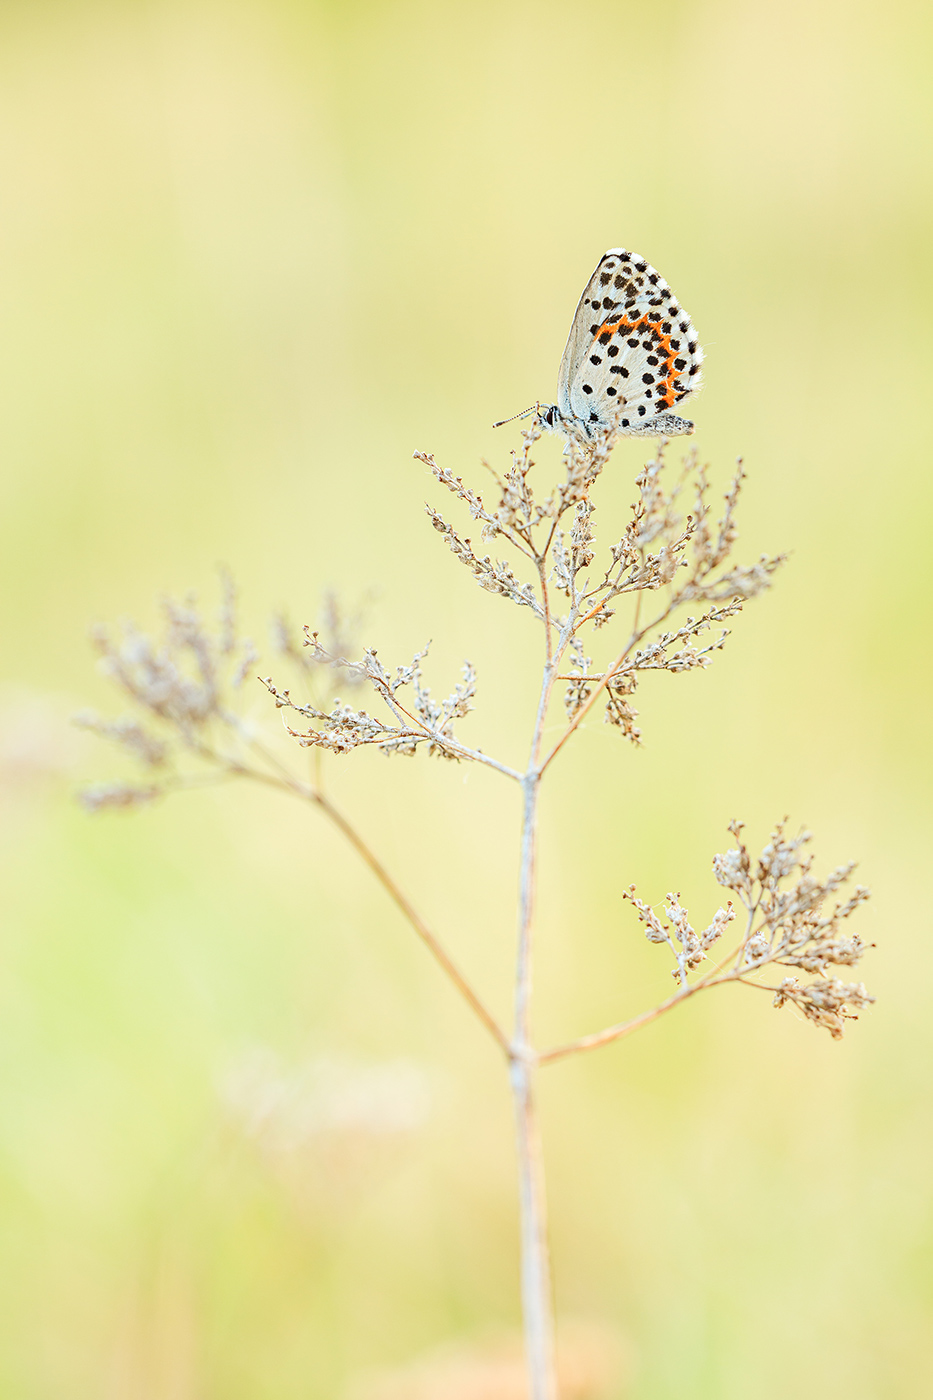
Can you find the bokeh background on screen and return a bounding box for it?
[1,1,931,1396]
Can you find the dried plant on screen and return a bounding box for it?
[347,1319,627,1400]
[79,419,873,1400]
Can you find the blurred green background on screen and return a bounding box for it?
[1,0,931,1395]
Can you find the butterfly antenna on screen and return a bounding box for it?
[492,404,539,429]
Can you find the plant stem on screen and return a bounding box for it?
[511,1047,557,1400]
[511,611,560,1398]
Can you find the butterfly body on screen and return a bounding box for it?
[538,248,704,440]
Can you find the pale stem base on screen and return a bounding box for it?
[511,1054,558,1400]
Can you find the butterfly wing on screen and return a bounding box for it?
[556,249,704,436]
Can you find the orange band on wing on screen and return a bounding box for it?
[594,313,687,410]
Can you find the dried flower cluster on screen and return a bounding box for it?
[348,1320,626,1400]
[415,426,784,759]
[222,1049,433,1152]
[245,426,786,776]
[76,576,366,810]
[261,637,480,762]
[622,819,873,1038]
[624,886,737,985]
[715,819,874,1036]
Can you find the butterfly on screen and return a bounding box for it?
[497,249,703,440]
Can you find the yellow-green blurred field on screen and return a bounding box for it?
[1,1,931,1396]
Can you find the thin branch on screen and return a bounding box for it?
[537,558,554,667]
[539,587,688,773]
[366,678,524,778]
[431,736,524,782]
[312,787,511,1054]
[538,969,743,1066]
[198,746,513,1055]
